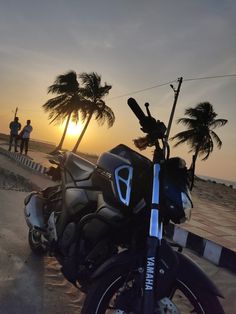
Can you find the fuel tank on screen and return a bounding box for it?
[64,187,98,217]
[92,144,152,211]
[63,152,96,183]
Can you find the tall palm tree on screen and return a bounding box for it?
[171,102,228,188]
[43,71,88,153]
[72,72,114,153]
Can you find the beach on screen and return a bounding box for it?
[193,177,236,211]
[183,177,236,252]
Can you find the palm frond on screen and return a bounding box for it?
[48,71,79,95]
[172,101,227,166]
[200,137,214,160]
[210,119,228,129]
[177,117,199,128]
[171,129,195,142]
[43,95,68,111]
[79,72,112,101]
[210,130,222,148]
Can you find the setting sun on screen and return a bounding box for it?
[61,121,84,137]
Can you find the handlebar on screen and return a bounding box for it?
[127,98,146,124]
[127,97,167,141]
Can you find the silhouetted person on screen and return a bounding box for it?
[20,120,33,155]
[9,116,21,152]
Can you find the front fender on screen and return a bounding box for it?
[91,239,178,282]
[90,240,179,300]
[91,249,140,280]
[90,244,223,299]
[176,252,223,298]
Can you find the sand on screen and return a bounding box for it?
[193,177,236,212]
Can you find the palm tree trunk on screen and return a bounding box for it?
[50,113,71,154]
[72,111,93,153]
[189,155,196,190]
[189,146,200,190]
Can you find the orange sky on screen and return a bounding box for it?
[0,81,235,182]
[0,1,235,182]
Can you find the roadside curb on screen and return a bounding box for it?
[0,147,48,176]
[166,224,236,274]
[1,146,236,275]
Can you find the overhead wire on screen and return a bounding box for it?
[108,80,177,100]
[108,74,236,100]
[13,74,236,111]
[184,74,236,82]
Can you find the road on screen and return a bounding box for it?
[0,158,84,314]
[0,154,235,313]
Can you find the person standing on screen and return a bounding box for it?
[8,116,21,152]
[20,120,33,155]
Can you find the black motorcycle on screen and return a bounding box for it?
[24,97,224,313]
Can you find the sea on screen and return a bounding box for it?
[197,174,236,189]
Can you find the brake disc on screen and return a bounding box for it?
[158,297,180,314]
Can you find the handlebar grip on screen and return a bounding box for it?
[127,98,146,122]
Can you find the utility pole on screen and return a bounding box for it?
[165,77,183,140]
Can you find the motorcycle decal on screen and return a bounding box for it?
[114,165,133,206]
[145,256,155,290]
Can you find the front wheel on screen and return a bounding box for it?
[28,228,46,255]
[81,267,224,314]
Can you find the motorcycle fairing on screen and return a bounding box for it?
[92,145,152,211]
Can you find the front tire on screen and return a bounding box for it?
[81,267,224,314]
[28,228,45,255]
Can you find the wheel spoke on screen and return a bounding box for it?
[82,267,224,313]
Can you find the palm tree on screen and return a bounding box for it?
[72,72,114,153]
[43,71,88,153]
[171,102,228,188]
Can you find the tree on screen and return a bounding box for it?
[171,102,228,188]
[72,72,114,153]
[43,71,88,153]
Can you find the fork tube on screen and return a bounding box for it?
[143,163,162,313]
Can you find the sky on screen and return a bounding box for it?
[0,0,235,181]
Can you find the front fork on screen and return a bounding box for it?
[143,163,163,313]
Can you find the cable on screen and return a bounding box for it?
[184,74,236,82]
[108,79,177,100]
[108,74,236,100]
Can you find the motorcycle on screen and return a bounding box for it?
[24,96,224,313]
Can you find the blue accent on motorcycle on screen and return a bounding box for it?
[152,164,160,204]
[149,209,162,239]
[149,163,162,239]
[114,165,133,206]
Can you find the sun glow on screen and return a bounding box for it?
[61,121,84,137]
